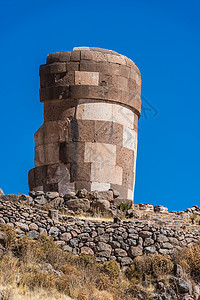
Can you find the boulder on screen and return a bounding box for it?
[27,230,39,240]
[0,232,7,244]
[15,222,29,232]
[34,195,47,205]
[29,223,38,231]
[130,246,143,257]
[76,189,88,198]
[81,246,94,255]
[64,192,77,200]
[137,203,154,211]
[176,278,192,294]
[19,194,33,205]
[109,188,120,198]
[91,199,110,211]
[45,192,59,200]
[154,205,168,213]
[66,198,90,212]
[50,197,64,208]
[98,190,114,201]
[126,209,140,218]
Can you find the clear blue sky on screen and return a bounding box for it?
[0,0,199,211]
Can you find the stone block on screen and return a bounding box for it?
[70,162,91,182]
[40,86,70,102]
[123,127,137,151]
[112,104,134,129]
[84,142,116,165]
[47,163,70,185]
[107,54,126,65]
[45,143,60,165]
[70,50,81,61]
[119,65,131,78]
[117,76,128,90]
[44,100,76,122]
[66,62,80,71]
[54,71,75,86]
[34,125,44,146]
[80,61,98,72]
[91,163,122,185]
[91,182,111,191]
[75,71,99,86]
[47,51,71,64]
[35,145,45,167]
[112,196,132,207]
[77,101,113,121]
[94,121,123,146]
[81,50,107,62]
[28,169,35,190]
[49,63,67,74]
[34,165,47,187]
[70,85,108,100]
[122,169,134,190]
[67,119,95,142]
[75,181,92,191]
[116,146,134,169]
[107,87,121,101]
[44,121,67,144]
[59,141,85,164]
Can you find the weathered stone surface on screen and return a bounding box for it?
[130,246,143,257]
[91,199,110,211]
[66,199,90,212]
[29,47,141,200]
[81,246,94,255]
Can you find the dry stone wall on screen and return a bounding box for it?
[0,195,200,268]
[28,47,141,200]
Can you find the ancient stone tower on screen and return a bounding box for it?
[28,47,141,200]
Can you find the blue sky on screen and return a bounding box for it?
[0,0,199,211]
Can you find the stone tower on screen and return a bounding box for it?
[28,47,141,200]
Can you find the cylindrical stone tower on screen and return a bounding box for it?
[28,47,141,200]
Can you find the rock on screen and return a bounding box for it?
[114,217,121,224]
[35,191,45,196]
[144,246,157,255]
[45,192,59,200]
[39,228,47,235]
[97,242,112,252]
[49,227,59,238]
[34,195,47,205]
[112,198,132,208]
[19,194,33,205]
[130,246,143,257]
[176,278,192,294]
[29,191,36,198]
[174,264,184,278]
[63,245,72,252]
[126,209,140,218]
[98,190,113,201]
[143,238,154,247]
[48,209,59,222]
[92,199,110,211]
[76,189,88,198]
[15,222,29,232]
[154,205,168,213]
[64,192,77,200]
[50,197,64,208]
[119,257,133,266]
[60,232,72,242]
[138,203,154,211]
[115,248,127,257]
[156,234,169,243]
[0,189,4,195]
[139,231,152,238]
[0,232,7,244]
[66,198,90,212]
[89,190,99,200]
[81,246,94,255]
[109,188,120,198]
[1,194,19,202]
[27,230,39,240]
[29,223,38,231]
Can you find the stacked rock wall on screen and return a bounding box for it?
[0,197,199,268]
[28,47,141,200]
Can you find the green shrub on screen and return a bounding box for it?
[119,202,131,211]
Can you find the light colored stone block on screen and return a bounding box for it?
[77,101,113,121]
[123,127,137,151]
[84,142,116,165]
[91,182,111,191]
[75,71,99,86]
[107,54,126,65]
[112,104,134,129]
[127,189,134,200]
[91,163,122,185]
